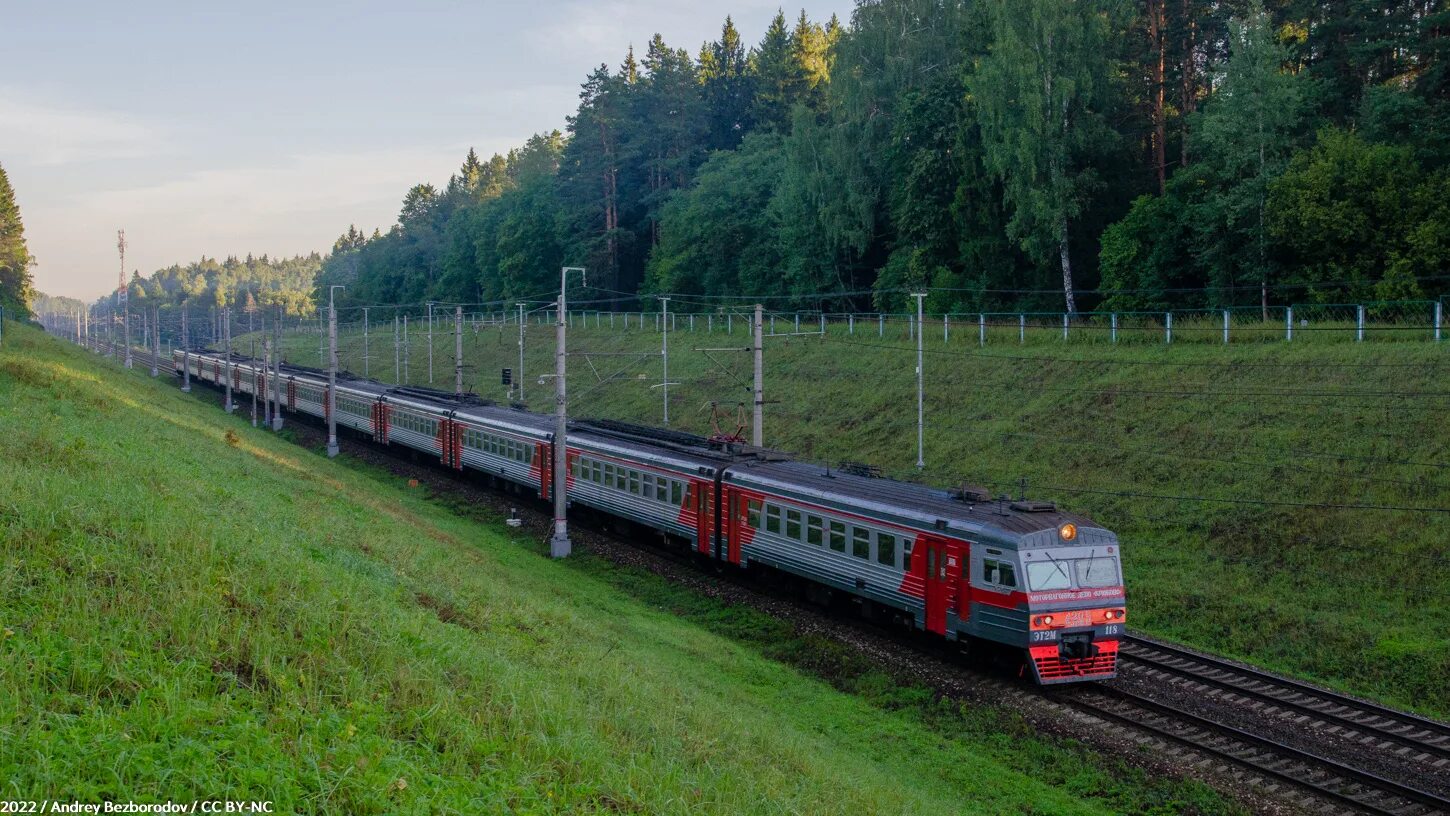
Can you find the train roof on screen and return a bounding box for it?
[184,349,1111,547]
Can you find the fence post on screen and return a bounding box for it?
[944,314,949,343]
[689,314,694,332]
[849,314,854,335]
[820,313,825,334]
[1223,310,1230,344]
[979,314,986,346]
[1111,313,1118,344]
[1286,307,1293,342]
[1062,314,1069,341]
[728,313,732,334]
[771,315,776,334]
[795,313,800,333]
[1019,314,1025,344]
[879,314,884,337]
[1436,301,1443,342]
[708,314,713,333]
[1165,312,1173,344]
[1357,305,1365,342]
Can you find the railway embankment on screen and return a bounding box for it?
[1,323,1242,814]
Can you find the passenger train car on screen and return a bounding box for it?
[175,347,1125,684]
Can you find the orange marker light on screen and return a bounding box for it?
[1059,522,1077,542]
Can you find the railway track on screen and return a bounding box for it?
[1062,685,1450,815]
[1120,634,1450,766]
[85,336,1450,815]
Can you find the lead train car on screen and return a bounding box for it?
[175,348,1125,684]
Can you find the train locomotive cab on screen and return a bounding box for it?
[1014,524,1125,683]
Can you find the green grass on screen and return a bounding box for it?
[0,322,1239,814]
[280,315,1450,719]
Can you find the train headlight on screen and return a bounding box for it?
[1058,523,1077,542]
[1034,615,1054,627]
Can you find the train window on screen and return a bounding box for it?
[629,471,640,495]
[874,531,895,567]
[671,481,684,506]
[603,463,615,485]
[655,478,668,503]
[1026,561,1072,591]
[747,500,762,529]
[785,509,802,540]
[901,538,913,572]
[827,520,845,552]
[1075,557,1119,588]
[765,504,781,534]
[615,468,627,491]
[982,558,1017,588]
[641,473,654,497]
[806,515,823,546]
[848,524,868,559]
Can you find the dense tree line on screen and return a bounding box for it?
[88,254,325,343]
[319,0,1450,314]
[0,161,36,319]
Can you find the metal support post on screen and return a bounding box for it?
[516,303,526,403]
[753,304,764,448]
[1357,305,1365,342]
[224,309,234,412]
[659,297,670,426]
[272,307,284,431]
[455,306,464,396]
[552,267,587,559]
[327,286,343,457]
[1166,312,1173,344]
[912,294,926,470]
[1223,310,1230,344]
[151,307,159,376]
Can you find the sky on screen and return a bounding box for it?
[5,0,857,301]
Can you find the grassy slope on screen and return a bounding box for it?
[291,318,1449,718]
[0,323,1236,814]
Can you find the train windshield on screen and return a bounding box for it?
[1026,561,1072,591]
[1026,556,1120,591]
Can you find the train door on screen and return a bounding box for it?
[725,490,743,564]
[696,484,713,555]
[922,536,954,635]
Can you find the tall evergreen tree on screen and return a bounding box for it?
[699,17,754,149]
[748,10,800,131]
[970,0,1126,313]
[0,162,35,318]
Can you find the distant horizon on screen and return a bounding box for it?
[6,0,854,301]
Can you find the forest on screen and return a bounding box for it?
[309,0,1450,316]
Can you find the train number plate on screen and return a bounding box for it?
[1065,610,1090,628]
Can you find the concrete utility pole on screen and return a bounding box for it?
[753,303,764,447]
[403,315,410,382]
[181,309,191,391]
[272,308,284,431]
[454,306,464,396]
[263,333,272,428]
[251,334,259,427]
[912,293,927,470]
[151,307,159,377]
[327,286,344,457]
[427,302,435,384]
[393,315,400,385]
[224,308,235,413]
[659,296,670,426]
[552,267,586,559]
[118,230,133,369]
[516,303,526,404]
[362,307,370,378]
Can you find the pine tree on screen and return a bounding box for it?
[0,161,34,318]
[699,16,753,149]
[748,10,799,131]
